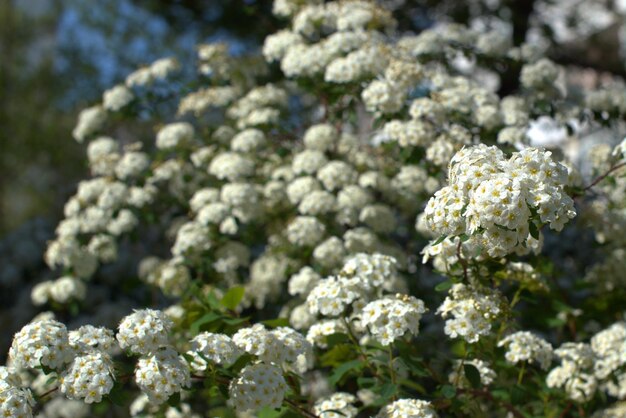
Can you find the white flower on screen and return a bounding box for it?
[116,309,172,355]
[361,294,427,345]
[286,216,326,247]
[448,359,497,388]
[313,392,358,418]
[73,105,107,143]
[60,352,115,403]
[135,348,190,405]
[187,333,242,370]
[498,331,553,370]
[228,362,287,413]
[437,283,502,343]
[156,122,195,150]
[376,398,438,418]
[102,84,134,111]
[0,367,35,417]
[9,319,74,370]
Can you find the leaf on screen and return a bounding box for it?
[435,280,453,292]
[261,318,290,328]
[432,235,447,246]
[221,286,245,310]
[166,391,181,407]
[320,344,356,367]
[511,386,526,404]
[377,383,398,401]
[190,312,222,335]
[329,359,364,386]
[325,333,350,347]
[529,222,539,240]
[463,364,481,389]
[107,383,130,406]
[440,384,456,399]
[258,406,288,418]
[222,317,250,325]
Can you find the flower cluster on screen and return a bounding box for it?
[437,283,503,343]
[375,398,438,418]
[187,332,242,370]
[498,331,553,370]
[423,145,576,258]
[228,362,287,413]
[361,294,427,345]
[313,392,359,418]
[0,367,35,418]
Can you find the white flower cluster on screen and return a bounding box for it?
[313,392,358,418]
[116,309,190,405]
[0,366,35,418]
[424,144,576,258]
[361,294,427,345]
[591,322,626,399]
[31,276,87,306]
[498,331,553,370]
[448,359,496,388]
[187,332,242,371]
[375,398,438,418]
[116,309,173,355]
[437,283,503,343]
[232,324,312,371]
[547,343,597,403]
[306,253,405,318]
[9,319,74,370]
[135,347,191,404]
[60,351,115,403]
[228,362,287,413]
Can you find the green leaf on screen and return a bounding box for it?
[258,406,288,418]
[320,344,355,367]
[329,359,364,386]
[529,222,539,240]
[432,235,447,246]
[325,333,350,347]
[463,364,481,388]
[190,312,222,335]
[166,391,181,407]
[107,383,130,406]
[435,280,453,292]
[377,383,398,401]
[261,318,290,328]
[511,386,526,404]
[221,286,245,310]
[440,384,456,399]
[222,317,250,325]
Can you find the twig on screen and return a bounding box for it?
[38,386,59,399]
[285,398,319,418]
[583,161,626,192]
[456,239,469,282]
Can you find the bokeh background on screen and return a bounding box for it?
[2,0,626,356]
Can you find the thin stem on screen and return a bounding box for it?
[341,317,380,379]
[453,349,469,387]
[387,345,398,400]
[517,362,526,385]
[583,161,626,192]
[38,386,59,399]
[456,238,469,282]
[285,398,319,418]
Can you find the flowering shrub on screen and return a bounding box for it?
[3,1,626,417]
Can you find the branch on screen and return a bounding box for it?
[583,161,626,192]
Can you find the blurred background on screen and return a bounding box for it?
[1,0,626,351]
